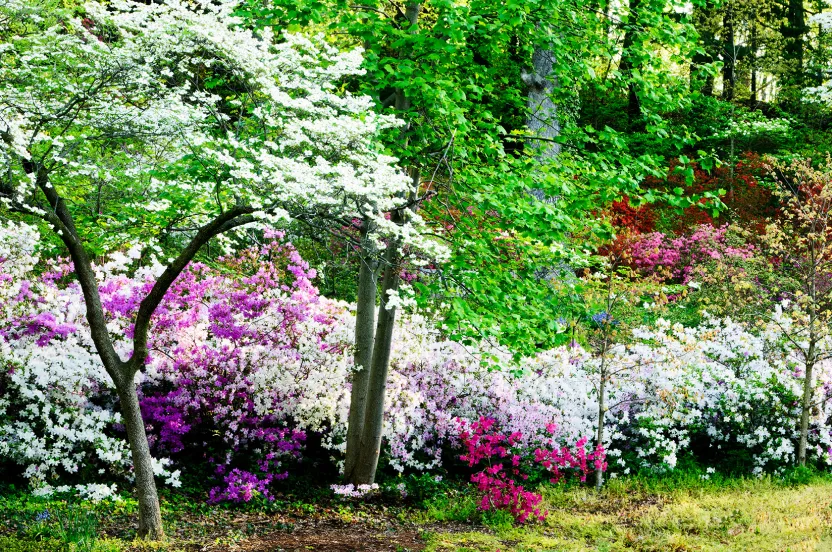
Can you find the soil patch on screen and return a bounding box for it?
[225,519,427,551]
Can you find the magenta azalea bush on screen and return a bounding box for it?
[458,417,606,523]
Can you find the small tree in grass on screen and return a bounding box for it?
[674,158,832,468]
[552,233,671,489]
[757,158,832,467]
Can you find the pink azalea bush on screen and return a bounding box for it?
[135,233,344,501]
[628,224,754,283]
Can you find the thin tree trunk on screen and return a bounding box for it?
[344,223,378,480]
[690,2,716,96]
[783,0,805,88]
[595,370,606,489]
[618,0,643,125]
[722,4,735,101]
[750,20,758,103]
[798,355,814,466]
[116,372,164,539]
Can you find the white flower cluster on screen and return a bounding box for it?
[330,483,378,498]
[0,229,180,494]
[709,112,793,141]
[0,0,446,259]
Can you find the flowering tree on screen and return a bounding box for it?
[0,0,436,538]
[757,159,832,466]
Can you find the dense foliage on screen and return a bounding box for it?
[4,0,832,538]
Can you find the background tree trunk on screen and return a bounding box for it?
[722,4,735,101]
[522,46,560,164]
[783,0,806,87]
[620,0,643,125]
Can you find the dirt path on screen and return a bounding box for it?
[225,519,428,551]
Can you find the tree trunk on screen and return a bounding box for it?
[690,2,716,96]
[619,0,643,125]
[24,164,262,541]
[797,357,814,466]
[343,223,378,480]
[750,20,758,103]
[722,4,735,101]
[351,208,408,484]
[522,46,560,164]
[521,22,560,204]
[783,0,805,88]
[115,371,164,539]
[346,3,421,485]
[595,372,606,490]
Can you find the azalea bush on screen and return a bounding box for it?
[627,224,755,284]
[458,417,605,523]
[2,224,832,506]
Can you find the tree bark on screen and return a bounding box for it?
[690,2,717,95]
[620,0,643,125]
[522,46,560,164]
[750,20,758,103]
[351,203,409,484]
[798,355,814,466]
[116,372,165,538]
[722,4,735,101]
[343,223,378,480]
[347,2,422,485]
[783,0,806,88]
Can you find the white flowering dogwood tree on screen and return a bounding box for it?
[0,0,438,538]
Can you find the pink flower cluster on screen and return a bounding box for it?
[628,224,754,283]
[458,417,606,523]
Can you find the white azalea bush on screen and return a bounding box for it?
[0,225,177,500]
[599,316,832,475]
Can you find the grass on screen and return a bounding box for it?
[424,473,832,551]
[2,471,831,551]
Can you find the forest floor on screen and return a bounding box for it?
[2,474,832,552]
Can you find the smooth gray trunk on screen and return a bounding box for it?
[522,46,560,164]
[346,3,422,486]
[344,223,378,480]
[351,235,403,484]
[797,358,814,466]
[350,168,420,485]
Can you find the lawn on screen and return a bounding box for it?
[425,475,832,551]
[2,473,831,551]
